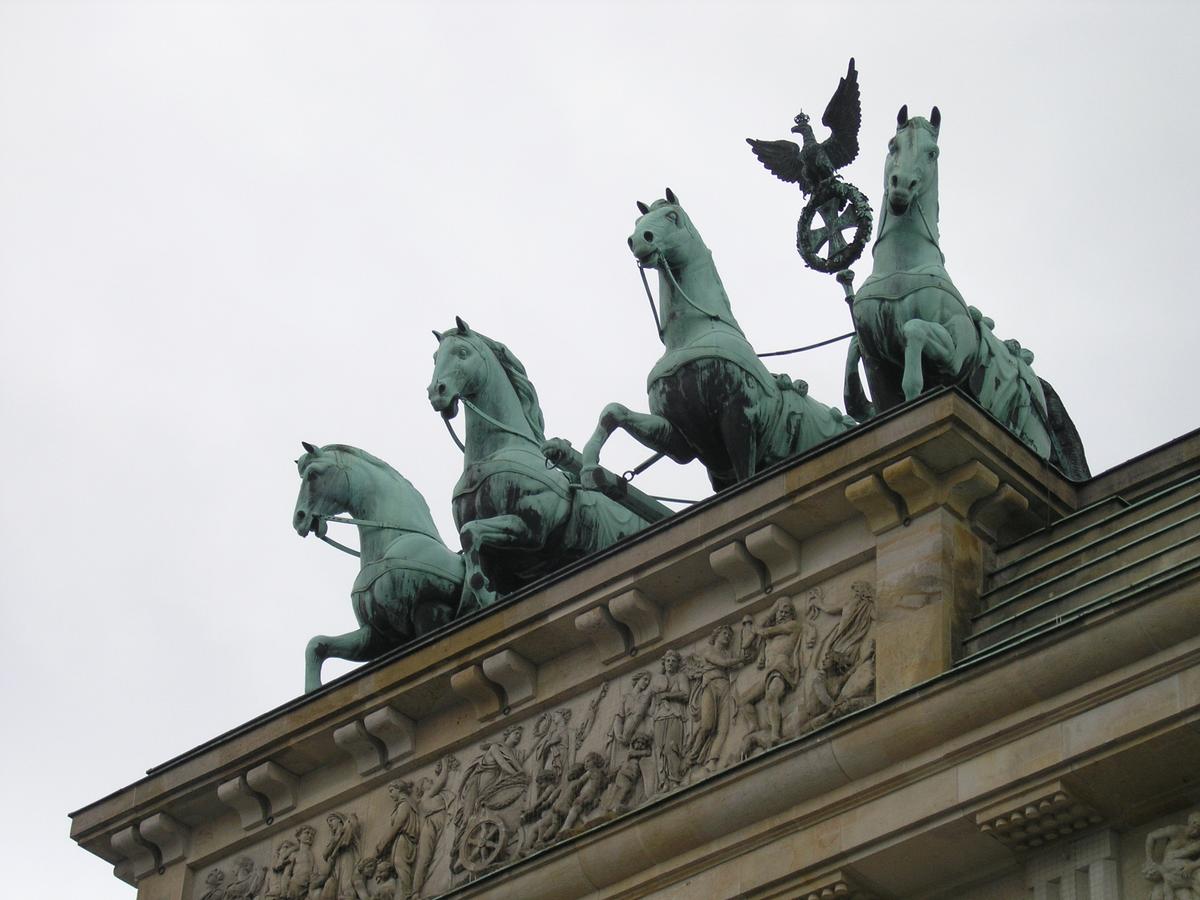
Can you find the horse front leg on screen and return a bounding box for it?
[900,319,957,401]
[458,513,539,614]
[304,624,385,693]
[580,402,693,494]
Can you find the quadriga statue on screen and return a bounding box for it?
[579,189,855,494]
[843,105,1090,479]
[293,442,463,691]
[428,318,652,613]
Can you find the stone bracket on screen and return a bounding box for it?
[709,539,768,603]
[246,761,299,817]
[609,589,663,651]
[450,663,505,720]
[846,473,905,534]
[216,774,270,830]
[575,604,630,663]
[364,706,415,763]
[973,483,1032,543]
[745,522,803,584]
[333,706,415,776]
[137,812,188,867]
[334,721,388,776]
[481,649,537,709]
[109,811,191,883]
[849,457,1024,539]
[575,590,663,663]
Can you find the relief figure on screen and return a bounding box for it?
[1144,811,1200,900]
[289,825,321,899]
[375,781,420,896]
[224,856,266,899]
[320,813,361,900]
[739,596,804,756]
[649,650,690,793]
[264,838,298,900]
[684,624,751,774]
[606,671,653,773]
[411,755,458,898]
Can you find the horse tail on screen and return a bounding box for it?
[1037,378,1091,481]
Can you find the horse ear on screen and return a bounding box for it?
[455,315,469,334]
[301,441,319,455]
[431,329,443,342]
[636,200,650,215]
[664,187,678,205]
[897,104,909,128]
[929,106,941,131]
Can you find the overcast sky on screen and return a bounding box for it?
[3,2,1199,896]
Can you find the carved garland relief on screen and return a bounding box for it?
[195,575,876,898]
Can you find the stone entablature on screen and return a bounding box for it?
[69,393,1200,899]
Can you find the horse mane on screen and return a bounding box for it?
[322,445,419,492]
[466,331,547,442]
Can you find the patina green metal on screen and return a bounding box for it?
[843,106,1089,479]
[428,318,654,613]
[748,58,873,272]
[293,442,464,692]
[579,190,855,494]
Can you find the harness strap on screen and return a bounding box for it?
[459,397,543,448]
[318,532,361,558]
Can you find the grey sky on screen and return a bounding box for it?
[2,1,1197,895]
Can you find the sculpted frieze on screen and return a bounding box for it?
[1144,809,1200,899]
[194,571,875,897]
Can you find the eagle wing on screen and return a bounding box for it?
[745,137,811,194]
[821,57,861,171]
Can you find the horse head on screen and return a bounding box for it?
[428,316,486,419]
[293,442,348,537]
[428,319,546,441]
[885,105,941,216]
[628,188,707,271]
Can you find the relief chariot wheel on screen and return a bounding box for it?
[460,815,509,873]
[796,179,873,273]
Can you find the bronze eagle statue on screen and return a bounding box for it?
[747,58,862,195]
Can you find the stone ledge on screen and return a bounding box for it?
[69,393,1087,874]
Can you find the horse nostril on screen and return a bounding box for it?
[627,236,634,249]
[437,383,446,395]
[890,174,898,187]
[643,231,654,242]
[908,179,918,190]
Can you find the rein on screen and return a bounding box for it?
[637,253,745,338]
[637,258,853,358]
[314,515,439,560]
[438,396,545,454]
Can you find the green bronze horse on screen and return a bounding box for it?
[428,319,651,612]
[580,189,854,493]
[293,442,463,691]
[844,106,1089,479]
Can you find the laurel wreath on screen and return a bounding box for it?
[796,180,874,274]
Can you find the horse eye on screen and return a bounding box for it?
[666,211,679,224]
[307,470,319,482]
